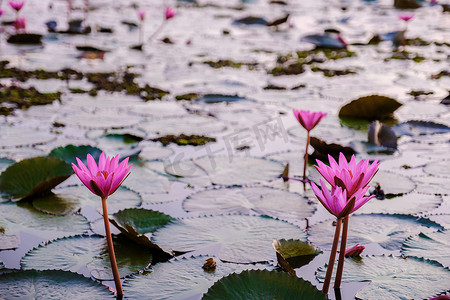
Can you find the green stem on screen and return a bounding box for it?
[322,217,342,295]
[101,197,123,297]
[303,131,310,191]
[334,215,349,289]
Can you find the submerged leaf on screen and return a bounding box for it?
[339,95,402,120]
[0,157,73,201]
[273,239,321,274]
[0,270,113,299]
[317,255,450,300]
[203,269,326,300]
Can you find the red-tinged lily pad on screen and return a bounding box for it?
[0,270,114,299]
[338,95,402,121]
[308,214,442,251]
[316,255,450,300]
[402,230,450,268]
[48,145,102,165]
[123,256,269,300]
[273,239,322,274]
[151,215,306,263]
[203,269,326,300]
[21,235,153,281]
[0,157,73,201]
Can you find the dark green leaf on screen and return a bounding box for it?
[339,95,402,120]
[0,157,73,201]
[203,269,326,300]
[111,208,174,234]
[48,145,102,165]
[273,239,322,273]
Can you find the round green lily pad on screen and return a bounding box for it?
[123,256,268,300]
[0,201,89,237]
[32,193,80,216]
[402,230,450,268]
[21,235,152,280]
[0,269,114,299]
[112,208,174,234]
[0,156,73,201]
[356,193,442,215]
[308,214,442,251]
[152,215,306,263]
[165,156,284,187]
[316,255,450,300]
[183,187,315,221]
[121,161,171,195]
[48,145,102,165]
[338,95,402,120]
[203,269,326,300]
[52,185,141,214]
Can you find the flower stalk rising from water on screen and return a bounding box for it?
[311,152,379,294]
[292,109,327,190]
[72,152,132,298]
[137,10,145,45]
[148,7,176,42]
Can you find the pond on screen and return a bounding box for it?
[0,0,449,299]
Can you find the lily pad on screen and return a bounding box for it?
[183,187,316,221]
[316,255,450,300]
[273,239,322,274]
[32,193,80,216]
[371,171,416,197]
[338,95,402,121]
[402,230,450,268]
[0,156,73,201]
[195,94,247,103]
[0,201,89,237]
[111,208,174,234]
[356,193,442,215]
[308,214,442,251]
[165,156,284,187]
[21,235,152,280]
[52,185,141,214]
[393,120,450,136]
[139,115,226,136]
[57,111,140,129]
[121,161,171,195]
[203,269,326,300]
[123,256,268,300]
[48,145,102,165]
[138,145,174,161]
[424,160,450,177]
[0,234,19,250]
[0,157,14,172]
[151,215,306,263]
[0,270,113,299]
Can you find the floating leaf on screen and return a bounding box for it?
[57,111,140,130]
[48,145,102,165]
[152,215,305,263]
[308,214,442,251]
[273,239,321,274]
[52,185,141,214]
[121,161,171,195]
[0,201,89,237]
[424,160,450,177]
[139,115,226,136]
[402,230,450,268]
[0,157,14,172]
[203,269,326,300]
[0,270,113,298]
[0,157,73,201]
[123,256,268,300]
[21,235,152,280]
[183,187,315,221]
[368,121,397,149]
[0,234,19,250]
[111,208,174,234]
[371,171,416,197]
[310,137,356,162]
[393,120,450,136]
[32,193,80,216]
[109,209,173,261]
[165,156,284,187]
[195,94,247,103]
[138,145,174,161]
[357,193,442,215]
[316,255,450,300]
[339,95,402,120]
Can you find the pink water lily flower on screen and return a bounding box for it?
[398,13,414,22]
[311,179,374,218]
[8,0,25,12]
[165,7,176,20]
[72,152,132,198]
[13,17,26,30]
[315,153,379,198]
[138,10,145,21]
[345,244,365,257]
[293,109,327,132]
